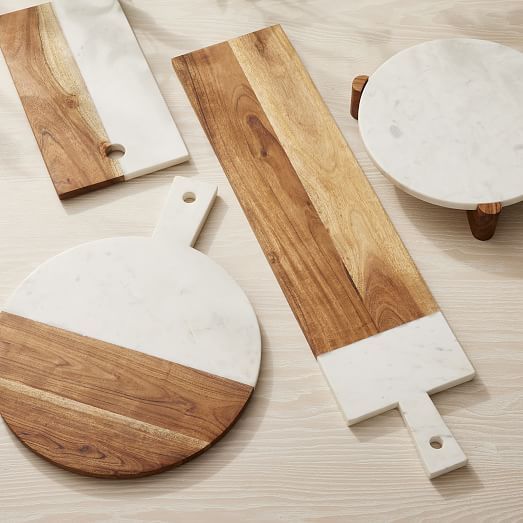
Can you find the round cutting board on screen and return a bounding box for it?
[0,177,261,478]
[358,38,523,210]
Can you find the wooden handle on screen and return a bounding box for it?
[467,202,502,241]
[350,75,369,120]
[154,177,217,247]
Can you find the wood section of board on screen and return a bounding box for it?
[229,27,437,329]
[172,25,438,355]
[0,4,123,199]
[0,312,253,478]
[174,43,377,357]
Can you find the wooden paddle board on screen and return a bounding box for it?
[0,0,188,199]
[172,25,475,479]
[0,177,261,478]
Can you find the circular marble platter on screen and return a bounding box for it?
[358,38,523,210]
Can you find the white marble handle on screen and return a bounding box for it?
[399,392,467,479]
[317,313,474,478]
[154,177,217,247]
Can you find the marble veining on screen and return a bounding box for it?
[52,0,188,178]
[4,178,261,387]
[317,312,475,478]
[359,39,523,209]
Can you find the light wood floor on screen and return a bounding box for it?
[0,0,522,521]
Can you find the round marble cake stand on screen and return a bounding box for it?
[351,38,523,240]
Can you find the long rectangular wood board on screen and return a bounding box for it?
[0,0,188,199]
[172,25,475,479]
[173,24,437,357]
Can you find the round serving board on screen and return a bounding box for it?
[358,38,523,210]
[0,177,261,478]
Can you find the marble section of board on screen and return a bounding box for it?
[359,38,523,209]
[317,312,474,425]
[317,312,475,478]
[52,0,188,178]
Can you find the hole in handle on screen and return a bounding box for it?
[183,192,196,204]
[430,436,443,449]
[105,143,126,160]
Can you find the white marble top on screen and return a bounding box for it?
[359,38,523,210]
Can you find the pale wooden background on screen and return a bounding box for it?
[1,0,522,521]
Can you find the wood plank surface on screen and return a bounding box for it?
[230,27,437,328]
[172,25,438,356]
[1,0,523,519]
[0,312,253,477]
[0,378,204,478]
[174,43,376,356]
[0,3,123,199]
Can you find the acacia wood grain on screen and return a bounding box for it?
[0,378,204,478]
[0,312,253,478]
[0,4,123,199]
[172,26,438,355]
[174,43,377,356]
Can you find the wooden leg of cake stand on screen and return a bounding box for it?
[467,203,502,241]
[350,75,369,120]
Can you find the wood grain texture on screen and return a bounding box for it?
[0,312,253,478]
[1,0,523,520]
[174,42,376,356]
[0,3,123,199]
[173,25,438,356]
[467,202,502,241]
[228,27,438,328]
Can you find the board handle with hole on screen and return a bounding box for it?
[154,177,217,247]
[399,392,467,478]
[317,312,475,479]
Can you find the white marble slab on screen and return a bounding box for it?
[52,0,189,178]
[359,38,523,210]
[317,312,475,478]
[4,178,261,387]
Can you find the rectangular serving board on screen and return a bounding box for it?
[172,25,475,479]
[0,0,188,199]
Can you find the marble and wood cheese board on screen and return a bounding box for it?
[173,25,475,479]
[350,38,523,240]
[0,177,261,478]
[0,0,188,199]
